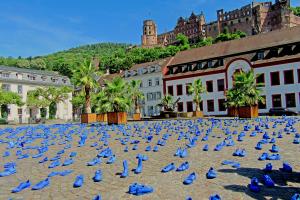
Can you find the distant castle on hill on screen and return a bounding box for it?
[141,0,300,48]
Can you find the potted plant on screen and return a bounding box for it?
[128,80,144,121]
[72,60,102,123]
[93,90,108,122]
[227,70,265,118]
[157,95,178,118]
[102,77,131,124]
[225,89,242,117]
[188,79,206,117]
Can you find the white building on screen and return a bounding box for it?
[124,58,172,117]
[163,26,300,116]
[0,66,73,123]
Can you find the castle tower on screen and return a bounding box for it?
[141,20,158,48]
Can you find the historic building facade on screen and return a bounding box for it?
[142,0,300,48]
[0,66,73,123]
[163,26,300,116]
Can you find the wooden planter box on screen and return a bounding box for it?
[238,106,259,118]
[228,107,239,117]
[193,111,203,118]
[133,113,141,121]
[81,113,97,124]
[161,111,178,118]
[96,113,107,122]
[107,112,127,125]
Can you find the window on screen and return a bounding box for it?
[217,79,225,91]
[258,95,267,109]
[156,92,162,100]
[148,79,152,87]
[1,73,10,78]
[168,86,174,96]
[18,108,22,115]
[206,81,213,92]
[256,73,265,86]
[17,85,23,94]
[218,99,226,111]
[207,100,215,112]
[41,76,47,81]
[155,78,160,86]
[187,101,193,112]
[208,61,213,68]
[140,81,143,88]
[177,85,183,96]
[28,75,36,80]
[284,70,294,84]
[1,84,10,91]
[186,83,192,95]
[148,106,154,116]
[257,51,264,60]
[177,102,184,112]
[147,93,153,101]
[270,72,280,86]
[298,69,300,83]
[272,94,282,108]
[286,93,296,108]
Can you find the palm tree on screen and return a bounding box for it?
[72,60,102,114]
[188,79,206,112]
[158,95,175,112]
[128,80,144,114]
[93,90,108,114]
[102,77,131,112]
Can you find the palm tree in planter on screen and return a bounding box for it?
[228,70,265,118]
[128,80,144,121]
[102,77,131,124]
[93,90,109,123]
[225,88,243,117]
[157,94,178,118]
[188,79,206,117]
[72,60,102,123]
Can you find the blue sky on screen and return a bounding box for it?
[0,0,298,58]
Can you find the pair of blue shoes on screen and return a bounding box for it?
[128,183,153,196]
[176,162,189,172]
[12,180,30,193]
[32,178,50,190]
[87,157,101,166]
[183,172,196,185]
[162,163,175,173]
[73,175,84,187]
[206,167,217,179]
[233,149,246,157]
[93,170,102,182]
[248,177,260,192]
[0,166,16,177]
[221,160,240,168]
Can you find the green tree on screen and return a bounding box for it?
[93,90,108,114]
[158,95,175,112]
[188,79,206,112]
[290,6,300,16]
[128,80,144,114]
[176,33,190,51]
[72,60,102,114]
[16,59,30,68]
[0,85,23,118]
[195,37,213,48]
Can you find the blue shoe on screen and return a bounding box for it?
[233,149,241,156]
[263,175,275,187]
[32,153,43,159]
[206,167,217,179]
[93,170,102,182]
[248,177,260,193]
[0,167,16,177]
[39,157,48,164]
[128,183,154,196]
[59,170,73,176]
[93,194,102,200]
[32,178,50,190]
[106,155,116,164]
[174,148,181,156]
[62,158,74,166]
[203,144,209,151]
[231,162,241,168]
[291,193,300,200]
[134,158,143,174]
[255,142,262,150]
[162,163,175,173]
[280,162,293,172]
[70,152,77,157]
[48,171,60,177]
[153,146,159,152]
[12,180,31,193]
[183,172,196,185]
[258,152,268,161]
[267,154,281,160]
[270,144,279,153]
[176,162,189,172]
[180,148,188,158]
[121,160,128,178]
[263,163,272,172]
[145,146,151,152]
[124,146,129,152]
[269,138,276,143]
[48,160,60,168]
[73,175,84,188]
[209,194,221,200]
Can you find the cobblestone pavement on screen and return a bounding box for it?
[0,118,299,200]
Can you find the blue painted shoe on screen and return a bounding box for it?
[233,149,241,156]
[93,170,102,182]
[291,193,300,200]
[267,154,281,160]
[121,160,129,178]
[255,142,263,150]
[59,170,73,176]
[12,180,31,193]
[145,146,151,152]
[174,148,181,156]
[134,158,143,174]
[32,178,50,190]
[48,160,60,168]
[209,194,221,200]
[93,194,102,200]
[124,146,129,152]
[48,171,60,177]
[128,183,154,196]
[180,148,188,158]
[70,152,77,157]
[153,146,159,152]
[132,145,138,150]
[263,163,272,172]
[0,167,16,177]
[258,152,268,161]
[183,172,196,185]
[280,162,293,172]
[62,158,74,166]
[263,175,275,187]
[186,197,192,200]
[270,144,279,153]
[206,167,217,179]
[39,157,48,164]
[32,153,43,159]
[269,138,276,144]
[231,162,241,168]
[162,163,175,173]
[203,144,209,151]
[248,177,260,193]
[73,175,84,188]
[176,162,189,172]
[107,155,116,164]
